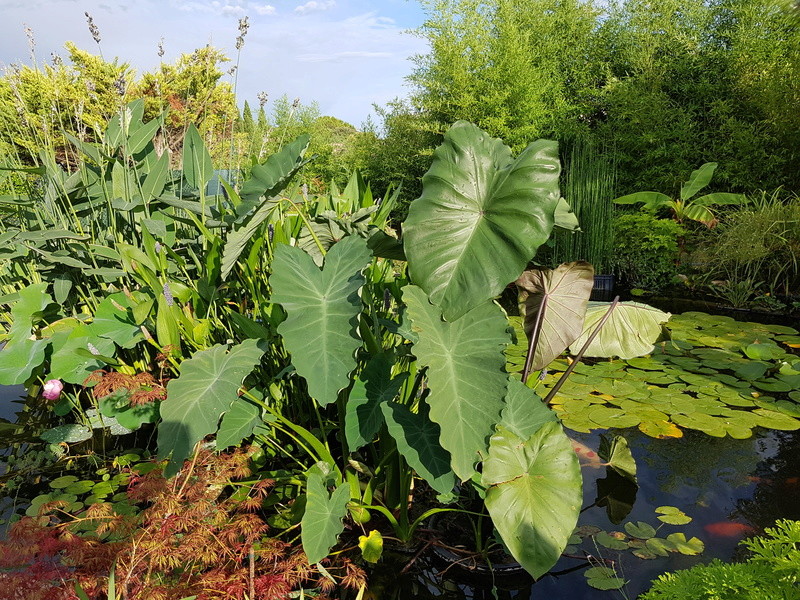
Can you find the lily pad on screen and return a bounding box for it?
[624,521,656,539]
[595,531,629,550]
[665,532,704,555]
[585,566,626,591]
[638,420,683,439]
[645,537,674,557]
[655,506,692,525]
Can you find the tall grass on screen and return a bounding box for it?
[550,137,617,273]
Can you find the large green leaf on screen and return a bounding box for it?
[301,472,351,564]
[570,302,670,359]
[483,423,582,579]
[89,293,142,349]
[381,400,456,496]
[516,262,594,370]
[404,121,561,321]
[157,339,265,476]
[613,191,671,208]
[403,285,509,481]
[238,134,311,203]
[0,283,52,385]
[271,236,372,406]
[345,353,408,450]
[182,124,213,191]
[48,325,116,384]
[220,137,311,280]
[680,162,716,200]
[500,377,557,440]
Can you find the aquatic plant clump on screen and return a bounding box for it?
[509,312,800,438]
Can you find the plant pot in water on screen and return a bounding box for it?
[593,274,615,293]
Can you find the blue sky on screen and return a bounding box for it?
[0,0,429,127]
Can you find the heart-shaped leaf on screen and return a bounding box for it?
[381,401,456,497]
[301,472,350,564]
[271,236,372,406]
[599,434,637,482]
[499,377,557,440]
[666,532,705,555]
[157,339,265,476]
[404,121,561,321]
[482,423,582,579]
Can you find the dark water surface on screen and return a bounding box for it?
[369,428,800,599]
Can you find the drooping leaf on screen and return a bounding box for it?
[570,302,670,359]
[403,285,509,481]
[553,197,580,231]
[613,191,671,208]
[404,121,561,321]
[216,397,262,449]
[301,472,350,564]
[182,124,213,190]
[517,262,594,370]
[345,354,407,450]
[381,401,456,496]
[500,377,557,440]
[157,339,266,476]
[271,236,372,406]
[482,423,582,579]
[598,434,637,483]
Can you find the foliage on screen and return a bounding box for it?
[611,213,685,290]
[0,449,366,599]
[0,114,668,585]
[547,138,617,273]
[532,311,800,438]
[640,519,800,599]
[614,162,747,227]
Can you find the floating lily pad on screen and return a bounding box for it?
[666,532,704,555]
[752,409,800,431]
[595,531,629,550]
[655,506,692,525]
[624,521,656,539]
[645,537,674,557]
[638,420,683,438]
[585,567,626,591]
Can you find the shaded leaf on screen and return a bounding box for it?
[570,302,670,359]
[157,340,266,476]
[403,285,509,481]
[517,262,594,370]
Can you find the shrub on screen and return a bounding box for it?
[611,213,684,291]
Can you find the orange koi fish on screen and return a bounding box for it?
[703,522,755,537]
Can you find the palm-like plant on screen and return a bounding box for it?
[614,162,746,227]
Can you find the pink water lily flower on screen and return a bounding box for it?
[42,379,64,401]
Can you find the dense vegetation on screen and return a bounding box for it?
[0,1,799,598]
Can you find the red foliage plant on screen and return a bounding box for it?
[0,447,366,600]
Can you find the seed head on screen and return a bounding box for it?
[257,91,268,109]
[236,16,250,50]
[85,12,102,45]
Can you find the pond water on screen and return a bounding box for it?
[367,428,800,600]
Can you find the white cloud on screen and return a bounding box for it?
[294,1,335,15]
[252,3,275,15]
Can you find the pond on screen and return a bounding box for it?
[0,308,798,598]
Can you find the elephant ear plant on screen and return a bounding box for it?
[258,121,668,579]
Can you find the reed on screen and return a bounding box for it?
[550,136,617,273]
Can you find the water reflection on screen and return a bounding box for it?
[366,428,800,600]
